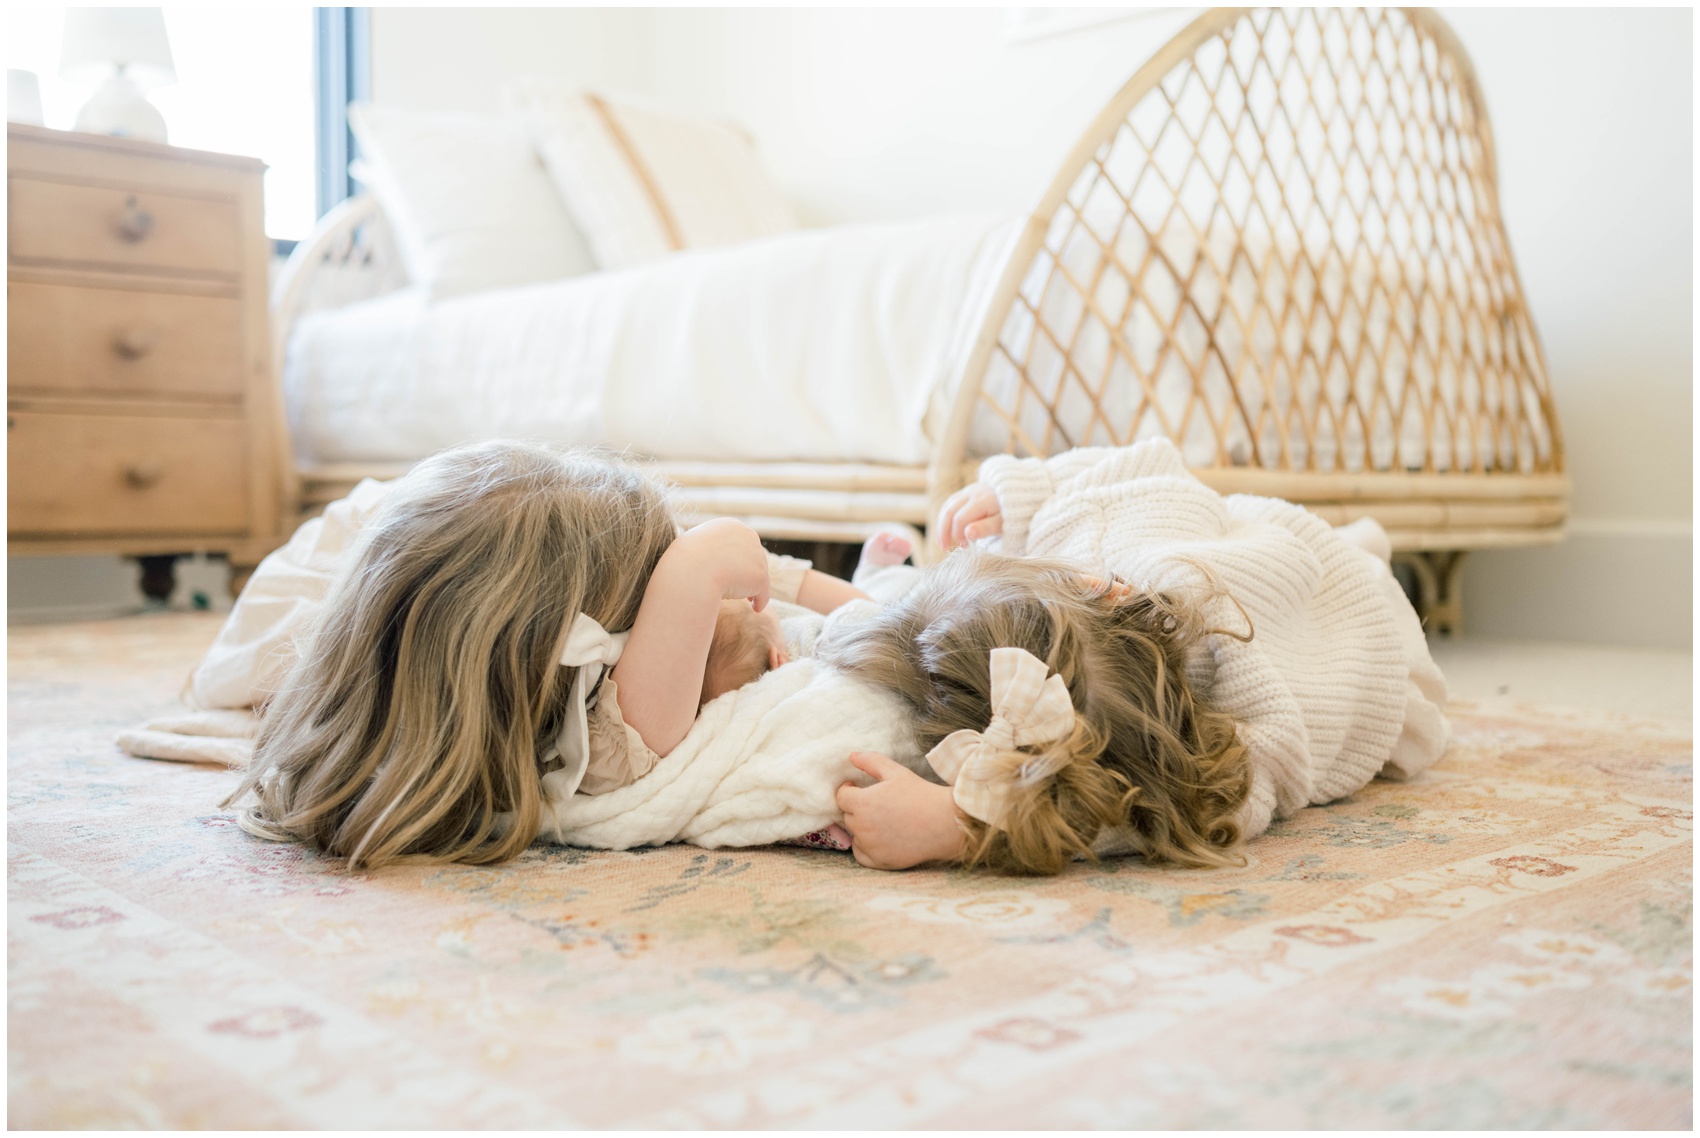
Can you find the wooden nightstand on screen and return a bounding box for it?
[7,123,286,598]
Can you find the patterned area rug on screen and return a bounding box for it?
[9,614,1692,1128]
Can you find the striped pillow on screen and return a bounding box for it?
[509,80,800,270]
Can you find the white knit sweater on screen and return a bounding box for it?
[976,439,1450,839]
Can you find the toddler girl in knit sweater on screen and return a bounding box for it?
[820,439,1449,873]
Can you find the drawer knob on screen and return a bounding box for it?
[117,196,155,243]
[114,326,158,359]
[123,460,164,489]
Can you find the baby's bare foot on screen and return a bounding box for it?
[861,532,911,569]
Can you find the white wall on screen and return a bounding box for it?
[368,7,652,116]
[641,8,1195,225]
[1436,8,1693,649]
[369,8,1200,223]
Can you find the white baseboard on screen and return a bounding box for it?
[8,601,152,626]
[1460,529,1692,650]
[8,554,234,624]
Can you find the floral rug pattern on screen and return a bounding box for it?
[8,614,1692,1128]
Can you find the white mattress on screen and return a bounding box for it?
[285,213,1023,467]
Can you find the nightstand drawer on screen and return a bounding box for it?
[8,410,248,536]
[8,281,244,399]
[8,176,240,277]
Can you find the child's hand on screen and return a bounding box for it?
[1078,574,1135,601]
[835,752,966,870]
[680,517,771,611]
[935,482,1003,551]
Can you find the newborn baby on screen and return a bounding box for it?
[702,598,788,704]
[578,535,915,797]
[703,531,915,702]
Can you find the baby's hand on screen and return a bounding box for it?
[935,482,1002,551]
[835,752,966,870]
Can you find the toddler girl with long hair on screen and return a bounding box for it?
[220,440,861,869]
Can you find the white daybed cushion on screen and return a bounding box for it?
[347,104,597,299]
[509,80,800,270]
[284,212,1022,467]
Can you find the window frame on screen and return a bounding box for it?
[313,7,370,223]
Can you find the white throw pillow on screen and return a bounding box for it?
[509,79,801,270]
[347,103,597,299]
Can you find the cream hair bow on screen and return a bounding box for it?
[926,646,1077,828]
[539,613,630,801]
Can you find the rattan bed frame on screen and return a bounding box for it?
[271,7,1565,633]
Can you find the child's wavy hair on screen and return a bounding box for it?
[226,441,677,870]
[817,549,1252,874]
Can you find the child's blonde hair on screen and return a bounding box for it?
[227,441,677,870]
[818,549,1251,874]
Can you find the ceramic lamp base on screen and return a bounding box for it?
[74,73,167,142]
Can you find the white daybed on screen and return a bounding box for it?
[271,8,1566,632]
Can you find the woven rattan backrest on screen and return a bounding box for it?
[971,7,1559,476]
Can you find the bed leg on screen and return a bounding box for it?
[1397,550,1467,638]
[133,554,181,606]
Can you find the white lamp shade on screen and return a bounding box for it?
[60,8,176,88]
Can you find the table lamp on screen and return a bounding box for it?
[60,7,176,142]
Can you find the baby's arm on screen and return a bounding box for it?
[796,531,916,613]
[795,570,872,615]
[767,548,871,616]
[611,519,771,757]
[834,752,967,869]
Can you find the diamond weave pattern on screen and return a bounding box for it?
[974,8,1559,476]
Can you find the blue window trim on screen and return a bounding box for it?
[313,7,370,219]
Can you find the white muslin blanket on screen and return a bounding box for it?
[116,658,920,850]
[536,659,921,849]
[115,709,260,770]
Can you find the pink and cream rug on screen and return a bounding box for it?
[9,614,1692,1128]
